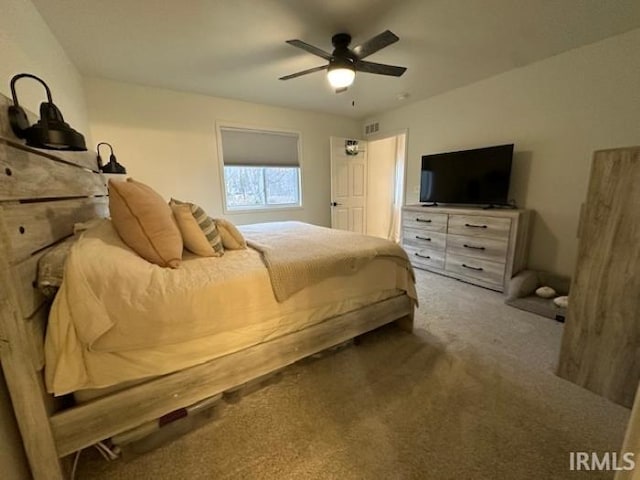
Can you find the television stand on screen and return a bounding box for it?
[421,202,439,207]
[401,204,531,292]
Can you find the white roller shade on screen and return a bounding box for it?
[220,128,300,167]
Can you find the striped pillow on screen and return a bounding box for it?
[170,199,224,256]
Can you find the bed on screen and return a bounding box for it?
[0,93,416,479]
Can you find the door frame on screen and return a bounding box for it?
[364,128,409,239]
[365,128,409,208]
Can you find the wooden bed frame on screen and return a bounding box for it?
[0,93,414,479]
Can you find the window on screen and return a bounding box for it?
[219,127,301,211]
[224,166,300,208]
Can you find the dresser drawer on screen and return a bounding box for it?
[403,245,445,270]
[445,254,505,287]
[403,212,448,232]
[402,229,446,251]
[447,215,511,240]
[446,234,508,263]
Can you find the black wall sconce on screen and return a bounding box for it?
[97,142,126,174]
[8,73,87,151]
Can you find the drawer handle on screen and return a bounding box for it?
[416,218,432,223]
[462,263,484,271]
[463,244,485,251]
[416,235,431,242]
[415,253,431,260]
[464,223,487,229]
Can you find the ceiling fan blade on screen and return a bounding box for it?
[356,60,407,77]
[352,30,399,59]
[286,39,332,60]
[335,87,348,94]
[279,65,328,80]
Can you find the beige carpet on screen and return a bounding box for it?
[75,270,630,479]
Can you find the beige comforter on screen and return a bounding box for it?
[243,222,415,302]
[45,220,416,395]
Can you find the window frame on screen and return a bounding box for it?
[216,122,304,214]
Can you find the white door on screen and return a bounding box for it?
[330,137,368,233]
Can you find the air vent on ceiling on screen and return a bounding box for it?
[364,122,379,136]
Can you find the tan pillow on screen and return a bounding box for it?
[215,218,247,250]
[108,179,182,268]
[171,204,219,257]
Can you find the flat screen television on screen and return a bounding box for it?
[420,144,514,206]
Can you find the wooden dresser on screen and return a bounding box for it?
[402,205,531,292]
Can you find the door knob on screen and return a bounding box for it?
[331,202,342,207]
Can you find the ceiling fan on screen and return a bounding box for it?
[279,30,407,93]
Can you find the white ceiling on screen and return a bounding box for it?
[32,0,640,119]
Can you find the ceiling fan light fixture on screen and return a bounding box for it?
[281,30,405,90]
[327,67,355,89]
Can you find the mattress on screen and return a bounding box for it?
[45,220,415,396]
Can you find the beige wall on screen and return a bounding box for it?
[85,77,360,226]
[0,0,89,135]
[366,136,397,239]
[364,28,640,277]
[0,0,88,477]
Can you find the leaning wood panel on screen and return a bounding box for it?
[0,141,106,201]
[557,147,640,408]
[0,93,98,172]
[1,197,108,263]
[50,294,413,457]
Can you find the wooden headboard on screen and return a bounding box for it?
[0,91,107,478]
